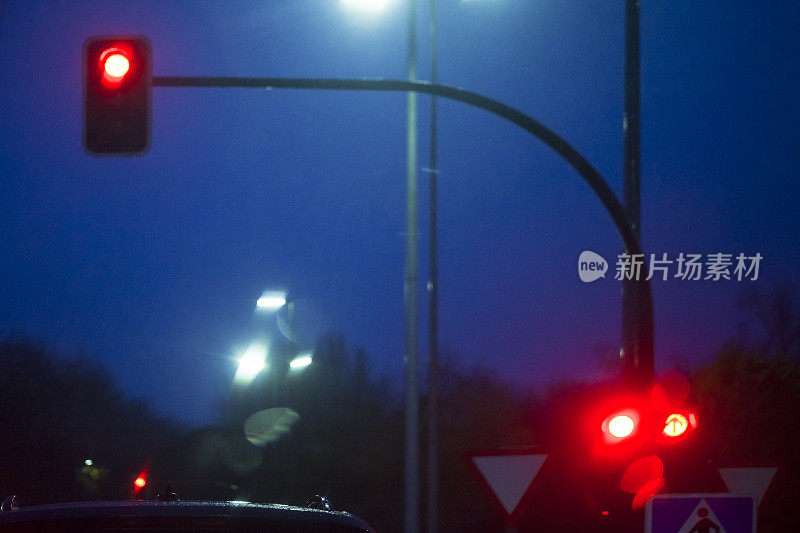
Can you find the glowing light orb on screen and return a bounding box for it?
[101,49,130,83]
[233,343,268,385]
[256,293,287,310]
[134,476,146,488]
[608,415,635,438]
[289,354,313,369]
[663,413,689,437]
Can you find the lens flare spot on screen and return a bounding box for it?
[632,477,665,509]
[621,455,664,494]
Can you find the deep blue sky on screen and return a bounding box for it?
[2,0,799,425]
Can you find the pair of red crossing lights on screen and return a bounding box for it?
[597,370,698,449]
[592,372,699,509]
[602,408,698,444]
[84,37,151,154]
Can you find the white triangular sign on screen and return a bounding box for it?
[472,454,547,516]
[677,498,729,533]
[719,467,777,507]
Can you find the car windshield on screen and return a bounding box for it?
[1,1,799,531]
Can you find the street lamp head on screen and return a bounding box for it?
[233,343,268,385]
[289,353,313,371]
[256,291,287,310]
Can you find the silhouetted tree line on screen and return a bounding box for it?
[0,337,176,505]
[1,284,799,531]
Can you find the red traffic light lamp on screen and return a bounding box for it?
[83,36,151,154]
[132,469,148,498]
[602,409,640,443]
[659,410,698,440]
[99,48,131,85]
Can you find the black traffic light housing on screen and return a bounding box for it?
[84,36,151,154]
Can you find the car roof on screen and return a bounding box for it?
[0,499,374,532]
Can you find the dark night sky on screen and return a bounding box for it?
[1,0,799,425]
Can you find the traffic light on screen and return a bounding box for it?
[84,36,151,154]
[597,403,698,452]
[591,376,701,512]
[132,470,147,498]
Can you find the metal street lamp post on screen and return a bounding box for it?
[403,1,420,531]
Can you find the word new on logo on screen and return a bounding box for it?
[578,251,608,283]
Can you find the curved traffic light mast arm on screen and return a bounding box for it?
[153,75,655,384]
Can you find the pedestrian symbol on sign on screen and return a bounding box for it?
[647,494,754,533]
[678,500,726,533]
[688,507,720,533]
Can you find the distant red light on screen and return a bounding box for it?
[134,476,146,489]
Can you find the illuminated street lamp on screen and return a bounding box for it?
[256,290,296,341]
[233,343,268,386]
[256,291,287,310]
[289,352,313,371]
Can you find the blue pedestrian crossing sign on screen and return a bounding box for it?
[646,494,756,533]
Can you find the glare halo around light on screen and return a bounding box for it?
[340,0,392,13]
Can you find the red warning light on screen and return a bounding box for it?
[663,413,689,437]
[99,48,130,84]
[134,476,146,489]
[602,409,639,443]
[609,415,635,438]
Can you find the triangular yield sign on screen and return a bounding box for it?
[719,467,777,507]
[676,498,728,533]
[471,454,547,516]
